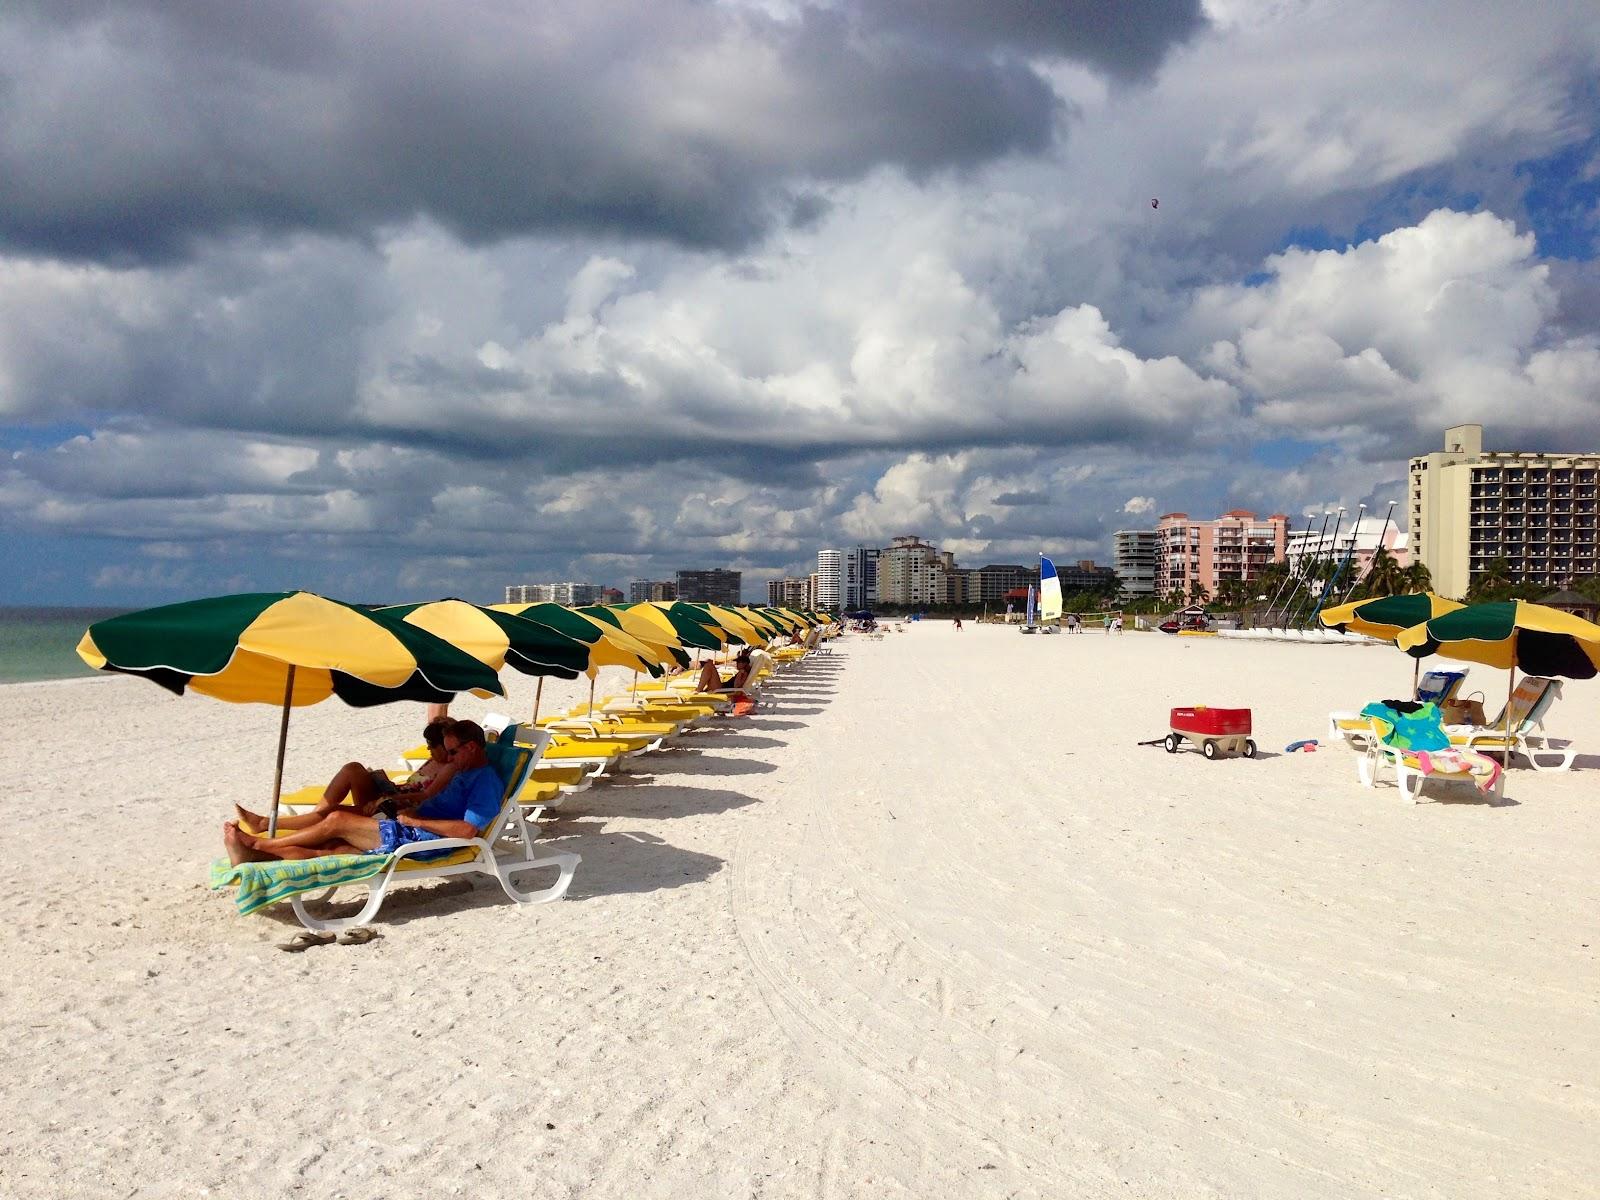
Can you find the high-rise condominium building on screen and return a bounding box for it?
[1114,530,1158,597]
[843,547,880,609]
[675,568,743,606]
[505,582,602,604]
[767,577,811,607]
[814,550,843,611]
[877,535,962,605]
[1410,424,1600,598]
[1156,510,1289,600]
[628,579,677,603]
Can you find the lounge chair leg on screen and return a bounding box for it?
[498,851,581,905]
[289,872,394,932]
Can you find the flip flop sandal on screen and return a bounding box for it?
[277,931,336,953]
[337,927,382,945]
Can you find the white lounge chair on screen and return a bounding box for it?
[1446,675,1577,772]
[289,730,580,932]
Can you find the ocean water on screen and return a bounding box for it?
[0,607,128,684]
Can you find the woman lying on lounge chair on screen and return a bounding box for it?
[234,717,460,834]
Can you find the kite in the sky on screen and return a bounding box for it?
[1151,198,1159,209]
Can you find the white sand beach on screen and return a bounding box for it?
[2,625,1596,1198]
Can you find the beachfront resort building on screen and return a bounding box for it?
[1155,510,1289,601]
[505,581,603,604]
[1284,515,1409,579]
[877,535,964,606]
[815,550,843,611]
[1114,530,1158,598]
[966,564,1037,604]
[843,546,880,610]
[675,569,742,606]
[767,576,811,607]
[628,579,677,602]
[1410,424,1600,598]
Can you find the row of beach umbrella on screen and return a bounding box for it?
[77,593,829,830]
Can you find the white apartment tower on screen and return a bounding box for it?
[814,550,843,611]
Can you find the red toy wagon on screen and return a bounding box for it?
[1164,706,1255,759]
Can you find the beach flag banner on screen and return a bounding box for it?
[1039,556,1063,622]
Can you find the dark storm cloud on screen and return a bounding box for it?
[867,0,1208,80]
[0,1,1202,263]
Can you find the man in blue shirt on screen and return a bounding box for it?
[224,721,504,864]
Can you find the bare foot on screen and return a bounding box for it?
[234,804,264,832]
[222,822,270,866]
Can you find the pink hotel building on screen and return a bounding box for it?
[1156,510,1290,600]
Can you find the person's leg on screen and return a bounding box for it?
[240,809,385,853]
[426,702,450,722]
[225,823,362,862]
[323,762,383,811]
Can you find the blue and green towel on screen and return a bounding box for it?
[210,854,387,917]
[1358,700,1451,751]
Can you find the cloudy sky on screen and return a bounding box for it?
[3,0,1598,604]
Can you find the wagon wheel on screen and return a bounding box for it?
[1202,739,1219,760]
[1242,739,1257,759]
[1163,733,1179,753]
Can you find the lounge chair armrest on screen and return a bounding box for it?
[388,835,486,861]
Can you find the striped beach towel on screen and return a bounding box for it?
[210,854,387,917]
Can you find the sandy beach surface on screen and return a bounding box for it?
[2,624,1596,1198]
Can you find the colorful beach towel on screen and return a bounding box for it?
[1358,701,1451,751]
[210,854,388,917]
[1410,747,1504,795]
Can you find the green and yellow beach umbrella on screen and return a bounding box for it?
[491,602,665,675]
[378,599,589,679]
[625,601,724,653]
[1395,600,1600,677]
[77,591,505,833]
[1396,599,1600,730]
[701,604,768,646]
[729,606,787,643]
[1319,592,1464,641]
[577,604,693,670]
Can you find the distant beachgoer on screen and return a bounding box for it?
[952,617,963,631]
[225,722,500,864]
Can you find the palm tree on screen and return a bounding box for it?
[1467,556,1515,602]
[1360,546,1405,598]
[1399,560,1434,594]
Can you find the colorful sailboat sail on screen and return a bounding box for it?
[1039,555,1062,622]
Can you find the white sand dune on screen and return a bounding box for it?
[1,625,1596,1198]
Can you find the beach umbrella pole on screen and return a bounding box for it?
[267,665,295,837]
[530,676,543,725]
